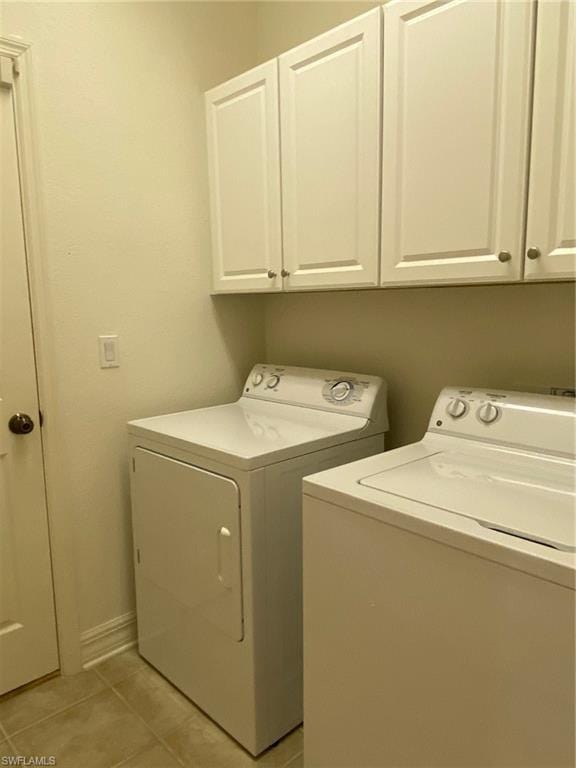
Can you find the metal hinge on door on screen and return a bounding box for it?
[0,57,17,90]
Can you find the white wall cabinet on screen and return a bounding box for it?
[206,60,282,293]
[524,0,576,281]
[206,1,575,294]
[380,0,534,286]
[279,9,381,290]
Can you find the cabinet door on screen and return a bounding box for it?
[380,0,534,285]
[206,61,282,293]
[525,0,576,281]
[279,9,381,291]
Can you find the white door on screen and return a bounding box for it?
[206,60,282,293]
[132,449,243,641]
[0,57,59,694]
[380,0,534,285]
[525,0,576,281]
[279,9,381,291]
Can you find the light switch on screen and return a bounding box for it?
[98,335,120,368]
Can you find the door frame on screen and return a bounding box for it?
[1,36,83,674]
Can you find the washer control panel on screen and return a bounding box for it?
[243,364,387,423]
[430,386,576,455]
[445,398,468,419]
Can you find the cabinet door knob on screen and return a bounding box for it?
[498,250,512,263]
[526,246,541,260]
[281,269,290,278]
[267,270,277,279]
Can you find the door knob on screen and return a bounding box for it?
[281,269,290,278]
[267,270,277,279]
[8,413,35,435]
[526,246,541,260]
[498,250,512,263]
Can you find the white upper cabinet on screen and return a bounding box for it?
[525,0,576,281]
[206,61,282,293]
[380,0,534,286]
[279,9,381,290]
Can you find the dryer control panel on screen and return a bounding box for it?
[429,387,576,456]
[242,364,388,425]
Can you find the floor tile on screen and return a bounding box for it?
[114,665,199,736]
[283,753,304,768]
[12,689,155,768]
[95,647,150,686]
[114,741,181,767]
[165,713,302,768]
[0,670,104,735]
[164,709,256,768]
[259,728,303,767]
[0,740,15,758]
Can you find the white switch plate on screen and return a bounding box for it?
[98,335,120,368]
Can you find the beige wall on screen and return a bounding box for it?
[265,284,575,449]
[257,2,576,449]
[255,1,378,61]
[3,2,264,641]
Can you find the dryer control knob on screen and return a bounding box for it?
[252,373,263,386]
[330,380,353,401]
[446,398,468,419]
[266,375,280,389]
[478,402,500,424]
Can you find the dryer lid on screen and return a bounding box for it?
[129,398,370,469]
[359,448,576,552]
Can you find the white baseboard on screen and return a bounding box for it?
[81,611,137,668]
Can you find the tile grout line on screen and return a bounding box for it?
[93,663,190,766]
[105,680,190,768]
[3,674,108,741]
[92,663,146,688]
[0,720,17,756]
[283,753,304,768]
[3,663,303,768]
[95,659,302,768]
[5,735,18,757]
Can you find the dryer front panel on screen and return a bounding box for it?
[132,448,243,641]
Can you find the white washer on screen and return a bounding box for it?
[127,364,388,756]
[303,387,575,768]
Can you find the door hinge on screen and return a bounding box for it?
[132,457,136,472]
[39,410,44,428]
[136,548,141,564]
[0,57,16,90]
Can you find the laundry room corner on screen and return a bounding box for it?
[1,1,266,673]
[264,283,576,449]
[1,0,574,765]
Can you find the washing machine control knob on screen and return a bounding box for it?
[252,373,263,386]
[266,375,280,389]
[478,402,500,424]
[446,398,468,419]
[330,380,353,401]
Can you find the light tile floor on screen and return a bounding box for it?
[0,649,304,768]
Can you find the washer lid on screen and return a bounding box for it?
[359,448,576,552]
[128,398,369,469]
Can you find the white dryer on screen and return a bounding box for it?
[303,387,575,768]
[127,364,388,755]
